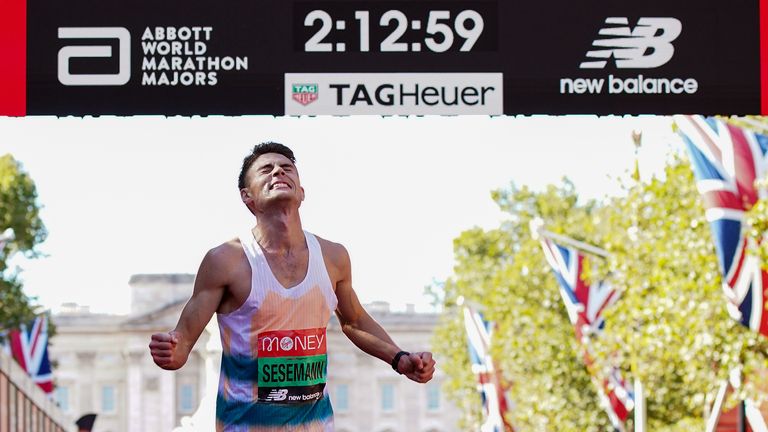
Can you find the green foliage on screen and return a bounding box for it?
[433,152,768,430]
[593,155,768,429]
[0,154,48,332]
[436,181,613,431]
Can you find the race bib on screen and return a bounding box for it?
[257,328,327,404]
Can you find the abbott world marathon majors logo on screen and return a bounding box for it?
[57,26,249,87]
[285,73,503,115]
[560,17,698,96]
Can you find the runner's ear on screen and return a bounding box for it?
[240,189,252,204]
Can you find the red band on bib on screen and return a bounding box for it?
[257,328,326,358]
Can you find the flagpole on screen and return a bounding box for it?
[633,378,647,432]
[705,380,728,432]
[627,129,648,432]
[529,219,610,258]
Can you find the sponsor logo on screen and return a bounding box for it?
[140,26,248,87]
[280,336,294,351]
[57,25,249,87]
[560,75,698,95]
[559,17,697,96]
[580,17,682,69]
[259,332,325,355]
[58,27,131,86]
[264,389,288,402]
[288,391,322,402]
[285,73,503,115]
[292,84,319,105]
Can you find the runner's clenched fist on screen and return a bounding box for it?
[149,331,186,370]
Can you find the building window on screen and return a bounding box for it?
[55,386,70,412]
[380,383,395,412]
[426,382,440,411]
[334,384,349,412]
[101,385,116,413]
[178,383,196,413]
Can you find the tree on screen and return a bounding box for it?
[0,154,48,332]
[434,180,614,431]
[592,155,768,431]
[433,152,768,431]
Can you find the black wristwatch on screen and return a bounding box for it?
[391,350,410,374]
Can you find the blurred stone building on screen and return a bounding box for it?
[49,274,459,432]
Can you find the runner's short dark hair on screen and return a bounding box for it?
[238,142,296,190]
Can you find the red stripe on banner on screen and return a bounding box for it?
[0,0,26,116]
[762,0,768,115]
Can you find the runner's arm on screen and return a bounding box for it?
[333,244,435,383]
[149,247,228,370]
[334,260,400,363]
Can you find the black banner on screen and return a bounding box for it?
[15,0,764,115]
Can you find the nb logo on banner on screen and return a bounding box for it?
[579,17,682,69]
[58,27,131,86]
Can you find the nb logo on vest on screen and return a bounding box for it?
[265,389,288,402]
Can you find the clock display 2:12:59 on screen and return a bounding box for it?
[296,2,497,53]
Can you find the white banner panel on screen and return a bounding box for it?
[285,73,503,115]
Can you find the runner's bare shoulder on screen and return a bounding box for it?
[313,235,350,277]
[200,238,247,276]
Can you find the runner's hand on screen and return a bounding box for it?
[398,352,436,383]
[149,331,185,370]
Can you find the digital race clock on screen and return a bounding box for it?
[295,2,498,53]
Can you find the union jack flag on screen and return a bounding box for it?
[539,237,634,429]
[463,305,514,432]
[675,115,768,338]
[7,315,53,394]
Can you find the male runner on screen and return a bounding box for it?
[149,142,436,431]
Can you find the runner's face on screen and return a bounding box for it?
[243,153,304,210]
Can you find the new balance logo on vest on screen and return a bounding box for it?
[580,17,682,69]
[265,389,288,402]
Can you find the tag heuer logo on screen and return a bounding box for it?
[292,84,318,105]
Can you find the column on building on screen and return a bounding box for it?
[126,351,144,432]
[160,363,176,432]
[76,352,96,414]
